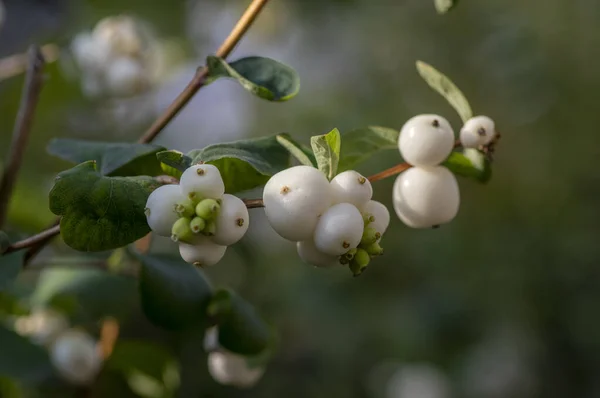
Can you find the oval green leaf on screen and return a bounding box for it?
[49,161,161,252]
[206,56,300,101]
[311,128,341,180]
[137,254,213,331]
[338,126,399,172]
[416,60,473,123]
[156,150,192,176]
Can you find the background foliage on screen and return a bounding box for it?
[1,0,599,397]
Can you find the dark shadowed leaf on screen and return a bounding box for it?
[47,139,165,177]
[311,128,341,180]
[0,325,54,382]
[0,251,24,292]
[49,161,161,252]
[206,56,300,101]
[338,126,399,172]
[0,232,9,254]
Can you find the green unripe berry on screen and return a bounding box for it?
[344,248,358,261]
[349,248,370,277]
[202,220,216,237]
[360,227,381,246]
[171,217,194,243]
[175,198,196,218]
[363,212,375,226]
[190,217,206,234]
[339,256,350,265]
[364,242,384,256]
[195,199,220,221]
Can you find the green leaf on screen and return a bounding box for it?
[0,325,54,382]
[0,251,24,292]
[0,232,9,254]
[49,161,161,252]
[338,126,399,172]
[156,150,192,177]
[443,149,491,183]
[137,254,213,331]
[206,56,300,101]
[276,134,316,167]
[47,139,165,177]
[31,267,137,321]
[310,128,341,180]
[416,60,473,123]
[434,0,458,14]
[208,289,270,356]
[188,136,290,193]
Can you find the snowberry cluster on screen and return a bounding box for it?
[12,309,102,385]
[263,166,390,276]
[145,164,249,267]
[70,15,156,98]
[394,114,496,229]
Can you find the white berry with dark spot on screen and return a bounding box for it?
[263,166,332,241]
[179,235,227,267]
[145,184,185,237]
[212,194,249,246]
[297,240,340,268]
[460,115,496,148]
[392,166,460,228]
[314,203,364,256]
[180,164,225,200]
[329,170,373,210]
[399,114,455,167]
[362,200,390,236]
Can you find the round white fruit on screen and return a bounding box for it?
[145,184,185,237]
[71,33,112,72]
[180,164,225,201]
[460,115,496,148]
[392,166,460,229]
[105,56,147,97]
[50,329,102,386]
[263,166,331,241]
[362,200,391,236]
[212,194,249,246]
[92,15,145,58]
[179,235,227,267]
[13,308,69,347]
[208,351,265,388]
[203,326,219,352]
[313,203,364,256]
[296,240,340,268]
[329,170,373,210]
[399,114,455,167]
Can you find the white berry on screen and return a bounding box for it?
[13,308,69,347]
[314,203,364,256]
[362,200,391,236]
[329,170,373,210]
[392,166,460,228]
[296,240,340,268]
[460,115,496,148]
[50,329,102,386]
[212,194,249,246]
[105,56,147,97]
[399,114,455,167]
[208,351,264,388]
[179,235,227,267]
[92,15,145,58]
[263,166,331,241]
[145,184,185,237]
[180,164,225,201]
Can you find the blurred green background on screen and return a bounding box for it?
[1,0,600,397]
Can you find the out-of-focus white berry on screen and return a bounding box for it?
[399,115,455,167]
[392,166,460,229]
[92,15,146,58]
[70,33,112,72]
[104,57,148,97]
[179,235,227,267]
[13,309,69,347]
[263,166,331,241]
[329,170,373,210]
[208,351,265,388]
[296,240,340,268]
[460,115,496,148]
[50,329,102,386]
[314,203,364,256]
[204,327,219,352]
[362,200,391,236]
[212,194,249,246]
[180,164,225,201]
[145,185,185,237]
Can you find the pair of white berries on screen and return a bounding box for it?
[13,309,102,385]
[145,164,249,267]
[393,114,495,228]
[263,166,390,273]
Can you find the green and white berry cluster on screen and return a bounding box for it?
[263,166,390,276]
[394,114,496,228]
[145,164,249,267]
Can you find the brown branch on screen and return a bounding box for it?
[367,163,411,183]
[0,47,45,227]
[4,225,60,255]
[243,198,264,208]
[0,44,58,82]
[137,0,270,144]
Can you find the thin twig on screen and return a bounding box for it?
[367,163,411,183]
[243,198,265,208]
[4,225,60,255]
[137,0,270,144]
[0,44,58,82]
[0,47,46,227]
